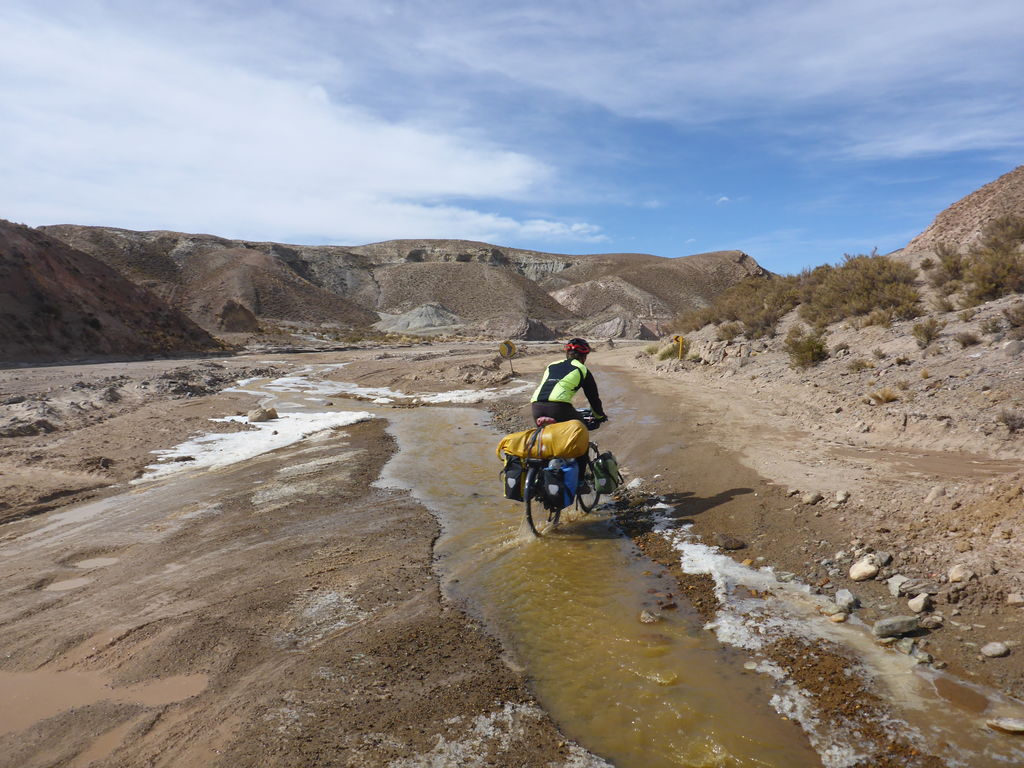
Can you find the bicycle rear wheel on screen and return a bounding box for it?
[524,465,562,535]
[577,449,600,513]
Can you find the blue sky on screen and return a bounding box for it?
[1,1,1021,274]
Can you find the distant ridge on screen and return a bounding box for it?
[905,165,1024,253]
[0,220,220,364]
[39,227,766,339]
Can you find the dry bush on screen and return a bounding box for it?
[656,344,678,360]
[1003,302,1024,328]
[959,308,978,322]
[961,215,1024,305]
[930,295,955,312]
[895,355,911,365]
[784,325,829,369]
[912,317,945,348]
[675,274,800,338]
[954,331,980,348]
[895,379,910,390]
[872,348,886,359]
[919,257,935,271]
[980,317,1003,334]
[870,388,900,404]
[847,358,874,372]
[1000,409,1024,434]
[717,321,743,341]
[643,343,660,355]
[920,368,931,379]
[798,253,921,327]
[928,243,966,290]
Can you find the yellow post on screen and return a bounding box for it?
[673,334,685,360]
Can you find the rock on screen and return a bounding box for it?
[874,550,893,567]
[895,637,917,654]
[828,612,847,623]
[802,492,823,505]
[873,615,920,638]
[713,533,746,550]
[836,490,851,504]
[1002,340,1024,358]
[850,556,880,581]
[981,642,1010,658]
[908,593,931,613]
[639,610,661,624]
[1007,593,1024,607]
[835,589,859,612]
[899,578,940,596]
[924,485,946,504]
[247,407,279,423]
[887,574,910,597]
[856,421,870,433]
[624,478,644,490]
[920,615,944,630]
[987,717,1024,734]
[948,564,976,583]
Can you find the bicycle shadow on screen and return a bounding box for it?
[651,488,755,522]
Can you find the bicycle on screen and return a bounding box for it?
[522,408,604,536]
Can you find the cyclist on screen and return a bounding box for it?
[530,338,608,426]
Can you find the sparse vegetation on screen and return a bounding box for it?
[717,321,743,341]
[895,379,910,390]
[643,343,660,355]
[930,295,954,312]
[798,253,921,327]
[912,317,945,349]
[847,358,874,372]
[959,308,977,322]
[1003,301,1024,328]
[954,331,980,348]
[675,274,800,339]
[784,325,828,369]
[981,317,1003,334]
[999,409,1024,434]
[869,388,900,404]
[872,348,886,360]
[920,368,931,379]
[895,355,911,366]
[960,216,1024,305]
[919,257,934,271]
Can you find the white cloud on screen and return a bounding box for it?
[0,4,602,244]
[715,196,731,205]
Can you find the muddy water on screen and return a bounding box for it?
[376,406,820,767]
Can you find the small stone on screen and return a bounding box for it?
[1002,340,1024,358]
[1007,593,1024,607]
[828,613,847,623]
[835,589,859,612]
[987,717,1024,734]
[639,610,661,624]
[908,593,931,613]
[802,492,823,505]
[924,485,946,505]
[874,550,893,567]
[920,615,944,630]
[836,490,851,504]
[743,661,758,671]
[895,637,917,654]
[713,533,746,550]
[948,564,976,583]
[899,578,940,596]
[887,574,910,597]
[625,478,644,490]
[787,488,800,497]
[981,642,1010,658]
[850,555,880,581]
[873,615,920,638]
[740,558,754,566]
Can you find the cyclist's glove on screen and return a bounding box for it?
[596,414,609,423]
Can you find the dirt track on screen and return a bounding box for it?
[2,343,1024,766]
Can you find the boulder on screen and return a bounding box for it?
[247,407,279,423]
[980,642,1010,658]
[849,555,880,581]
[873,615,920,638]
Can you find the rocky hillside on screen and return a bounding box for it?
[39,226,764,339]
[905,164,1024,254]
[0,220,221,364]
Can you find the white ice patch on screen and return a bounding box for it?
[135,411,373,482]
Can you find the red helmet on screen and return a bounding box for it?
[564,338,591,354]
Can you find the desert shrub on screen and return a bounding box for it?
[895,379,910,390]
[1008,327,1024,341]
[643,343,660,355]
[930,295,955,312]
[675,274,800,339]
[912,317,945,348]
[999,409,1024,434]
[847,358,874,372]
[929,243,966,290]
[919,257,935,271]
[859,307,895,328]
[832,342,850,354]
[959,308,977,322]
[980,317,1003,334]
[872,348,886,359]
[920,369,931,379]
[656,344,677,360]
[717,321,743,341]
[798,253,921,327]
[869,388,900,404]
[961,215,1024,304]
[1003,302,1024,328]
[784,326,828,369]
[954,331,980,348]
[895,355,911,365]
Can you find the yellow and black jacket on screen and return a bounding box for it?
[530,358,605,419]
